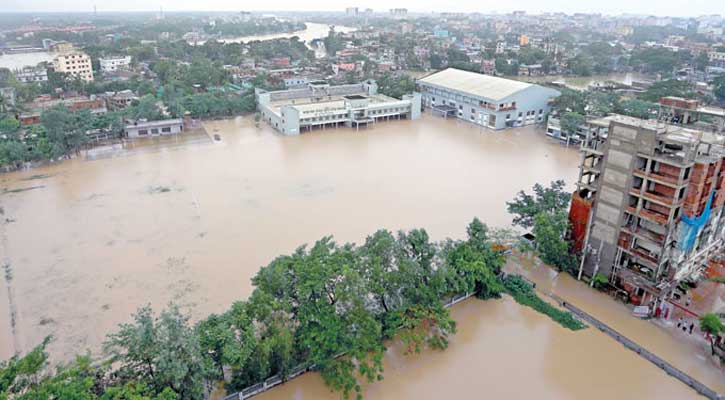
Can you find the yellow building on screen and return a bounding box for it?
[51,41,74,53]
[519,34,529,46]
[53,52,94,82]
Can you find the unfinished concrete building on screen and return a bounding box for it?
[571,115,725,307]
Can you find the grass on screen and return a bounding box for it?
[502,274,586,331]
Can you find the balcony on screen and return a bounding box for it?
[633,169,681,186]
[627,206,669,225]
[498,105,516,111]
[630,188,680,207]
[629,247,659,267]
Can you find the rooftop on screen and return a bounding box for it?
[418,68,534,101]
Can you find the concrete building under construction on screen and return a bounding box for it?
[571,115,725,307]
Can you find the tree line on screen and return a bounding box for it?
[0,218,585,400]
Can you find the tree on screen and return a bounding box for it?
[551,88,586,114]
[638,79,694,102]
[559,112,585,137]
[616,98,658,119]
[699,313,724,356]
[104,305,205,400]
[507,180,571,229]
[533,212,577,272]
[714,76,725,103]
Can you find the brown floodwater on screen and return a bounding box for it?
[256,297,700,400]
[0,114,718,398]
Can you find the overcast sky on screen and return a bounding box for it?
[2,0,722,18]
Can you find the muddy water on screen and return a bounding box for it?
[506,257,725,394]
[0,113,709,398]
[256,297,699,400]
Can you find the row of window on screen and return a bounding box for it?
[137,127,173,135]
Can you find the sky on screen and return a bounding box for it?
[1,0,722,18]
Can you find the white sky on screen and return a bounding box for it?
[1,0,722,18]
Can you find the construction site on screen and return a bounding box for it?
[570,115,725,311]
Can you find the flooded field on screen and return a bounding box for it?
[0,113,718,398]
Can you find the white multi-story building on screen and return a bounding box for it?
[14,66,49,83]
[256,80,421,135]
[53,52,94,82]
[99,56,132,73]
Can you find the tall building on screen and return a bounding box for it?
[53,52,94,82]
[345,7,359,16]
[571,115,725,308]
[416,68,560,130]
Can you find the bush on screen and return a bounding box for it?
[502,275,586,331]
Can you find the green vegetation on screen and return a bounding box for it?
[709,276,725,284]
[502,275,586,330]
[699,313,724,356]
[506,180,571,229]
[591,273,609,289]
[507,180,578,273]
[376,73,416,99]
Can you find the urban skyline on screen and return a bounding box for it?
[1,1,723,18]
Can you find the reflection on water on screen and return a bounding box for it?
[3,114,712,398]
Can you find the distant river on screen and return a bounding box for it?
[219,22,355,45]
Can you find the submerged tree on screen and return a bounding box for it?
[507,180,571,229]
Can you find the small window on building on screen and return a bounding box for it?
[162,127,171,133]
[539,109,543,114]
[151,128,159,134]
[138,129,148,136]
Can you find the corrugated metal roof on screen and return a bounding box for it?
[418,68,533,101]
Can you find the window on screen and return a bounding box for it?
[518,112,523,117]
[138,129,148,136]
[151,128,159,134]
[539,109,543,114]
[162,127,171,133]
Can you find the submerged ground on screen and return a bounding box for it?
[0,114,720,398]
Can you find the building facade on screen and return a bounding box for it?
[571,115,725,309]
[99,56,132,73]
[124,119,184,138]
[53,52,94,82]
[256,80,421,135]
[14,66,48,83]
[417,68,560,130]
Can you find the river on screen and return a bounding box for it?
[515,72,652,90]
[0,114,720,398]
[218,22,355,46]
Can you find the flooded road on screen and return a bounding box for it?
[256,297,699,400]
[0,113,716,398]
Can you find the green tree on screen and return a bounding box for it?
[638,79,694,102]
[559,112,585,137]
[533,212,577,272]
[506,180,571,229]
[104,305,205,400]
[699,313,724,356]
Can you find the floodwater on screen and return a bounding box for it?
[218,22,355,46]
[256,297,700,400]
[0,114,718,398]
[516,72,651,90]
[0,51,54,70]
